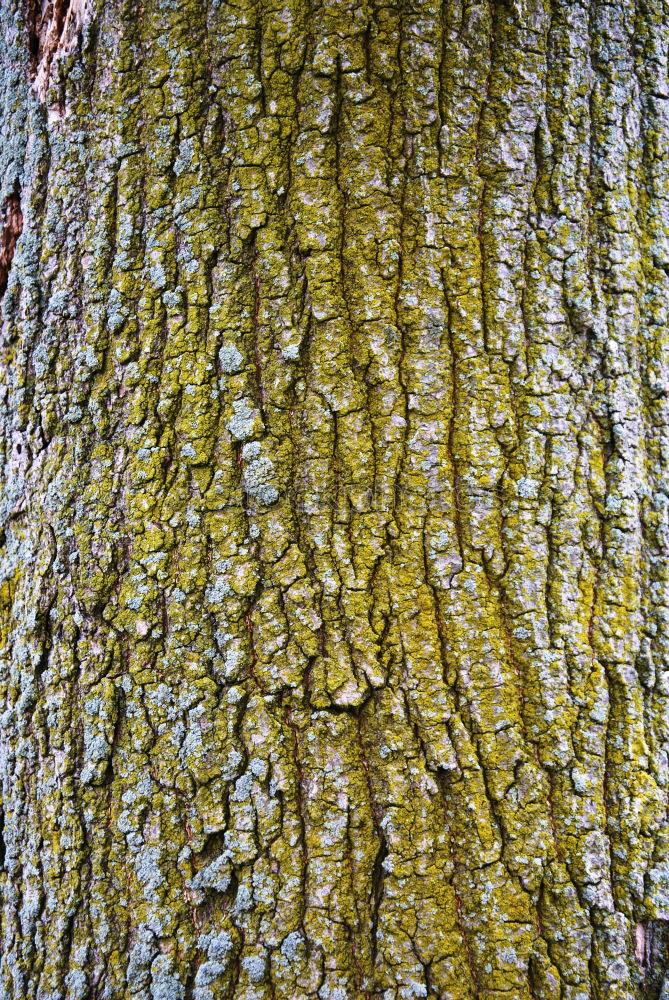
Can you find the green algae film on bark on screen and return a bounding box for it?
[0,0,669,997]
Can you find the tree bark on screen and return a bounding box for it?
[0,0,668,997]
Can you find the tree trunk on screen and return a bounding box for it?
[0,0,668,997]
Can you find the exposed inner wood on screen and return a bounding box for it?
[0,192,22,298]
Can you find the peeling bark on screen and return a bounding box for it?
[0,0,669,998]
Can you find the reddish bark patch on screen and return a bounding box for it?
[0,192,23,298]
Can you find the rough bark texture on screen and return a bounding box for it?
[0,0,668,997]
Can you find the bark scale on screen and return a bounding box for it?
[0,0,668,997]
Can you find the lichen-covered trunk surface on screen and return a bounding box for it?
[0,0,668,997]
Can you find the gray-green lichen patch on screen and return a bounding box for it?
[240,442,279,505]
